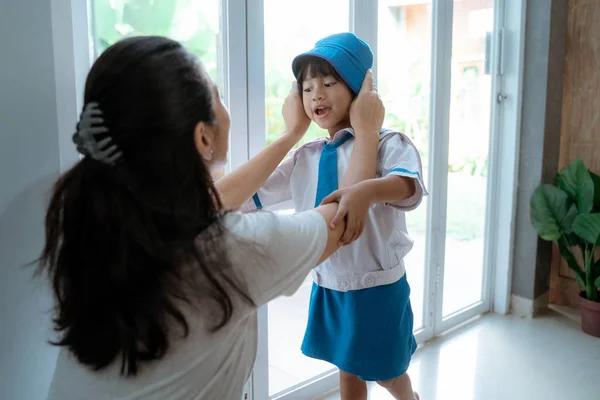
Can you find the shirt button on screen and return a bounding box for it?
[340,281,348,289]
[364,277,374,286]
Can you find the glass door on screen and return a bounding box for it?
[438,0,498,331]
[377,0,433,337]
[377,0,501,337]
[262,1,350,397]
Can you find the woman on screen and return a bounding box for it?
[41,36,383,400]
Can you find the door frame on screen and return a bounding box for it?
[490,0,526,316]
[427,0,504,337]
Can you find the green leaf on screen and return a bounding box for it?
[576,274,586,287]
[557,158,594,213]
[95,0,120,49]
[595,276,600,288]
[590,171,600,208]
[122,0,177,37]
[557,239,586,283]
[530,185,577,240]
[563,205,578,234]
[572,213,600,245]
[564,232,582,247]
[593,258,600,276]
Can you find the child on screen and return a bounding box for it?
[245,33,427,400]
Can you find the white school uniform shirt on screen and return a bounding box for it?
[46,211,329,400]
[242,128,428,292]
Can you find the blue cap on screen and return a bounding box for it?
[292,32,374,94]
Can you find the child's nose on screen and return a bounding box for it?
[312,89,324,101]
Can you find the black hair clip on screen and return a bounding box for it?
[72,102,122,166]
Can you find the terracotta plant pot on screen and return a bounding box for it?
[580,292,600,338]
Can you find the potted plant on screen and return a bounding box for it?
[530,158,600,337]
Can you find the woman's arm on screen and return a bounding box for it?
[227,203,345,307]
[215,132,300,210]
[215,81,310,210]
[313,203,346,264]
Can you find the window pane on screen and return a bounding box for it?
[377,0,432,331]
[442,0,494,317]
[90,0,225,94]
[263,0,349,395]
[264,0,349,149]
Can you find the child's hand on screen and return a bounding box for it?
[349,71,385,137]
[282,81,311,141]
[321,183,372,245]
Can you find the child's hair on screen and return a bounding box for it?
[294,56,356,98]
[37,36,252,376]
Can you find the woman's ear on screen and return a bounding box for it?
[194,121,214,161]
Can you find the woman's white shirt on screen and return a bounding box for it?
[46,210,328,400]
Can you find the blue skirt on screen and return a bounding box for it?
[301,274,416,382]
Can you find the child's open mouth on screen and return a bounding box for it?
[314,106,331,119]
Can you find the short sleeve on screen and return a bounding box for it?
[239,155,295,212]
[223,210,327,306]
[378,131,429,210]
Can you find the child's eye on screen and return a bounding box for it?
[303,88,312,93]
[324,82,337,88]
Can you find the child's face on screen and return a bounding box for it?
[301,74,353,135]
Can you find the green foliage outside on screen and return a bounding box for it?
[92,0,219,80]
[92,0,490,241]
[92,0,487,176]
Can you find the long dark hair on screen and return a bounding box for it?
[38,36,252,376]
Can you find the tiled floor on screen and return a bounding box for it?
[320,312,600,400]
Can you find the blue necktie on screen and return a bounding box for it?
[314,133,353,207]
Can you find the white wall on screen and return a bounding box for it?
[0,0,64,398]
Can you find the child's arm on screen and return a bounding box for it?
[331,133,379,244]
[340,71,383,188]
[330,71,384,243]
[340,135,379,188]
[216,82,309,210]
[343,174,417,205]
[322,132,428,241]
[375,132,428,210]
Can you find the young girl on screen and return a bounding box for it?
[245,33,427,400]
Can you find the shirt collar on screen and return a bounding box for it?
[329,127,354,143]
[329,127,393,142]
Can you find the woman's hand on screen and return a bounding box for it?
[215,82,308,210]
[321,182,373,245]
[349,71,385,138]
[282,81,311,142]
